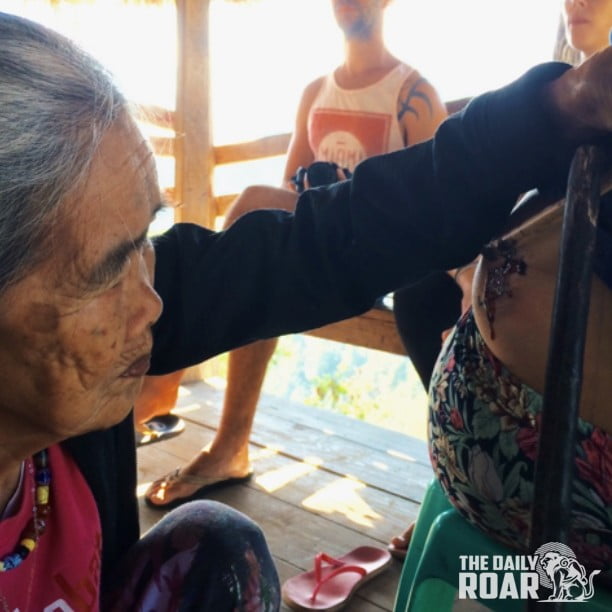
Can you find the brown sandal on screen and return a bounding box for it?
[144,467,253,510]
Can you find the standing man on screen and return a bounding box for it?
[143,0,453,509]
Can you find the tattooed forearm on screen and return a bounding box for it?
[397,78,434,122]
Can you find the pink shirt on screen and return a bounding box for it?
[0,444,101,611]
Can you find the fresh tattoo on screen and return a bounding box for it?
[478,239,527,340]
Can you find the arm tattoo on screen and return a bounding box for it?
[397,77,434,122]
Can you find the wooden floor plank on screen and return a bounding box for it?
[136,381,433,611]
[170,382,433,503]
[139,477,399,610]
[176,380,430,466]
[143,481,403,611]
[254,398,429,466]
[139,428,420,543]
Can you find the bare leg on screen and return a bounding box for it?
[201,338,278,475]
[134,370,186,424]
[145,186,297,507]
[388,522,415,560]
[145,338,277,506]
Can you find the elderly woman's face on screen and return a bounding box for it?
[0,116,163,440]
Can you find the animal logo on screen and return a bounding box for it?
[535,542,600,602]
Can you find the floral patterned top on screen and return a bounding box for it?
[429,309,612,570]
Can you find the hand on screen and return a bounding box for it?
[549,47,612,141]
[300,162,351,191]
[336,166,349,181]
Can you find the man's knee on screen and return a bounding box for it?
[224,185,297,228]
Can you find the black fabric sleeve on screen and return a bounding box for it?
[62,414,139,588]
[150,62,576,375]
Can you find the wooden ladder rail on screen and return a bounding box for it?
[528,145,604,610]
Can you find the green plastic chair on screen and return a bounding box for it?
[393,479,612,611]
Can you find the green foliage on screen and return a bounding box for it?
[265,335,428,439]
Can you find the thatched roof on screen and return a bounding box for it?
[48,0,257,4]
[48,0,172,5]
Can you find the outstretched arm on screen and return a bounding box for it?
[151,58,612,374]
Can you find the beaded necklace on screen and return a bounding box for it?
[0,449,50,572]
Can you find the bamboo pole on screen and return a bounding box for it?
[174,0,215,227]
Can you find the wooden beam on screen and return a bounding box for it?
[174,0,215,227]
[214,193,238,218]
[149,131,290,178]
[133,104,175,129]
[214,133,291,165]
[148,135,174,157]
[305,307,406,356]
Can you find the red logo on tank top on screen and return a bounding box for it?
[309,109,391,170]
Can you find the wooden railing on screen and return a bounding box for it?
[137,105,290,220]
[138,96,471,221]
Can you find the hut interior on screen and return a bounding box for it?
[2,1,566,609]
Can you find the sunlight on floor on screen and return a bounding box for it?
[136,482,152,498]
[249,445,282,461]
[171,402,204,416]
[255,457,323,493]
[205,376,228,391]
[177,385,193,397]
[387,449,422,464]
[301,477,382,528]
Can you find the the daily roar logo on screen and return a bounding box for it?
[458,541,600,602]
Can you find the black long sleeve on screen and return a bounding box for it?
[150,62,575,374]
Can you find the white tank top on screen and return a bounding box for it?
[307,63,415,171]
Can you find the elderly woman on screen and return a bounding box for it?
[0,9,611,611]
[0,13,280,612]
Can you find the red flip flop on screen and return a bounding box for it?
[282,546,391,611]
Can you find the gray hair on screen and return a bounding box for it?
[0,12,127,293]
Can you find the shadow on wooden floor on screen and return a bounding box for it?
[137,380,434,611]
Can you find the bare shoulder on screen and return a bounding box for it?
[397,69,444,113]
[301,75,326,106]
[291,75,326,127]
[397,67,447,144]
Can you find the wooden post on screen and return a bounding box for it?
[528,146,603,611]
[174,0,215,227]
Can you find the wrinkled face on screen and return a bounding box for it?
[0,115,163,440]
[563,0,612,58]
[331,0,387,39]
